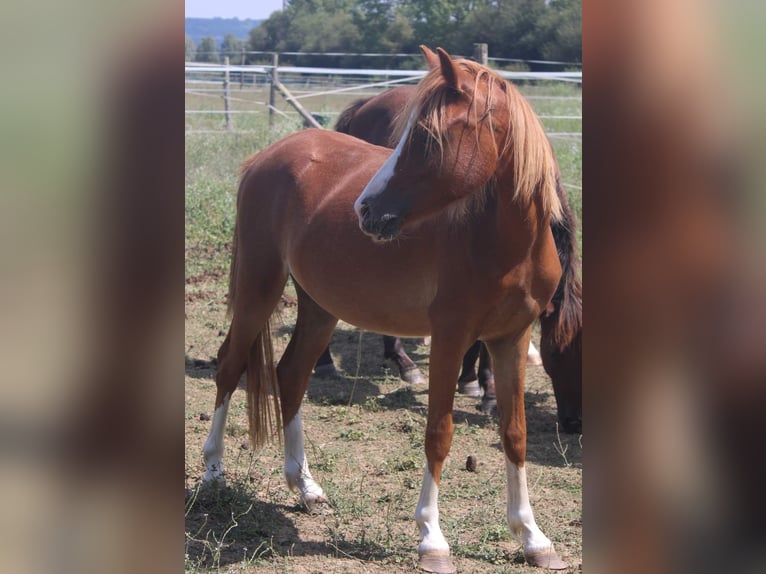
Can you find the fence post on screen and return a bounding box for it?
[473,43,488,66]
[269,52,279,132]
[223,56,231,130]
[240,46,245,88]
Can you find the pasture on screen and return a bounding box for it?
[185,80,582,573]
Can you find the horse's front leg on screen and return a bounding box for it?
[486,328,569,570]
[415,333,467,574]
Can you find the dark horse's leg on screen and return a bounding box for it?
[313,336,426,384]
[313,345,338,378]
[457,341,482,397]
[477,343,497,412]
[458,341,497,410]
[383,335,426,385]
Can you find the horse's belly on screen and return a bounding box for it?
[287,221,436,337]
[291,262,435,337]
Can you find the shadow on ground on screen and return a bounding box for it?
[185,481,392,568]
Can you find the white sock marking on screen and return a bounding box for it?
[506,459,553,552]
[202,394,230,482]
[415,465,450,555]
[284,410,326,503]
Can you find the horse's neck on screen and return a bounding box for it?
[483,181,539,265]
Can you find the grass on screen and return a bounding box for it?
[185,78,582,573]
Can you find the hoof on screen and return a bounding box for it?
[478,396,497,413]
[527,354,542,366]
[201,465,226,485]
[302,495,334,515]
[457,379,481,397]
[525,546,569,570]
[419,551,456,573]
[313,363,339,378]
[402,367,426,385]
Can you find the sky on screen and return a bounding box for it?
[185,0,285,20]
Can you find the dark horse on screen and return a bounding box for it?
[203,47,572,570]
[324,82,582,432]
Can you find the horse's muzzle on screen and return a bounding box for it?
[357,200,401,242]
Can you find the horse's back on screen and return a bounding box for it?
[339,86,416,146]
[238,129,389,220]
[235,128,438,335]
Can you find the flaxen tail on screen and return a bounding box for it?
[227,157,283,448]
[245,321,282,448]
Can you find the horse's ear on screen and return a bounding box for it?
[419,45,439,70]
[436,47,461,92]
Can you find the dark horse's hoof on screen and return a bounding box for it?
[402,366,426,385]
[457,379,481,397]
[478,395,497,413]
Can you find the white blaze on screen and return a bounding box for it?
[353,110,418,218]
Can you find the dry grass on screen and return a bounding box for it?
[185,280,582,574]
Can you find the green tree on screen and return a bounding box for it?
[220,33,244,64]
[537,0,582,63]
[185,35,195,61]
[245,0,581,66]
[195,36,219,63]
[248,10,293,54]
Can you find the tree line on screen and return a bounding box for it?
[186,0,580,70]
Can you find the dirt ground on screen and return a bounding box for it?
[185,274,582,573]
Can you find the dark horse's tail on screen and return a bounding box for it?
[544,168,582,351]
[334,97,370,134]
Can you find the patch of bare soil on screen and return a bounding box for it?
[185,287,582,573]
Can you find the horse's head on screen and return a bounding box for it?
[354,46,516,242]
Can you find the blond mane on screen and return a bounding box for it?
[393,58,562,222]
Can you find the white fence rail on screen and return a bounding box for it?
[185,61,581,137]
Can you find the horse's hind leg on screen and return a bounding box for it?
[486,328,568,569]
[383,335,425,384]
[278,283,338,513]
[202,270,288,483]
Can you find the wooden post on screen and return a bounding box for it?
[223,56,231,130]
[473,43,488,66]
[240,45,245,88]
[269,52,279,131]
[272,79,323,129]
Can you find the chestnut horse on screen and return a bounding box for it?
[203,47,569,570]
[329,83,582,430]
